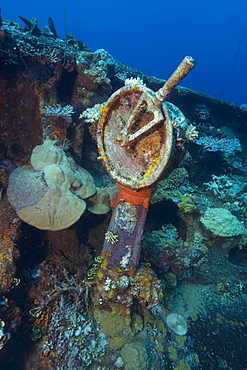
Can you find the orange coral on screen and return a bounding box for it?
[129,265,163,308]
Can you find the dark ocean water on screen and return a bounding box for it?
[1,0,247,105]
[1,0,247,104]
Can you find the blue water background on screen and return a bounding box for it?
[1,0,247,105]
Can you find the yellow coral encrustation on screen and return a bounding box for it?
[129,265,163,308]
[89,253,163,311]
[177,194,197,213]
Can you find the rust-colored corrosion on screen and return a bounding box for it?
[0,197,20,294]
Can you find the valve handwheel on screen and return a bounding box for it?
[97,83,173,189]
[97,56,195,190]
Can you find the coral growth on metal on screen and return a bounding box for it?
[97,83,173,189]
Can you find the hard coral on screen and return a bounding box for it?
[7,140,96,231]
[121,341,149,370]
[151,167,189,204]
[200,208,245,237]
[129,265,163,309]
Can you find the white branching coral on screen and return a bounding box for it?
[44,104,74,120]
[185,124,199,142]
[80,103,104,124]
[204,174,233,197]
[124,77,145,86]
[105,230,119,244]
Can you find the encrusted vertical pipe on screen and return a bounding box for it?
[102,202,148,270]
[100,184,154,271]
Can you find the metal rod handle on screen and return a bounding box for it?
[155,56,196,104]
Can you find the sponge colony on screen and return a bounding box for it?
[7,140,96,231]
[200,207,245,237]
